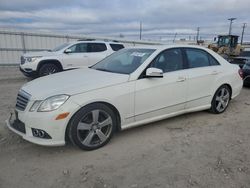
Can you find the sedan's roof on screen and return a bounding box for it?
[128,44,210,51]
[73,40,124,45]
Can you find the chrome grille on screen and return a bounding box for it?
[16,90,31,111]
[21,56,25,65]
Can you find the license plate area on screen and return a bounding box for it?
[10,111,26,134]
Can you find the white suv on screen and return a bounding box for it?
[20,40,124,77]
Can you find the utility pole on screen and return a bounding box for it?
[241,23,247,45]
[228,18,236,35]
[139,21,142,40]
[196,27,200,44]
[173,33,177,43]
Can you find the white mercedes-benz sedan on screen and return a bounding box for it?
[6,45,243,150]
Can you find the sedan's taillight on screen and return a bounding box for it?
[238,69,244,79]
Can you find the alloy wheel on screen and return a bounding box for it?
[76,109,113,147]
[42,66,57,75]
[215,87,230,113]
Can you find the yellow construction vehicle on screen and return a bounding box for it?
[208,35,244,59]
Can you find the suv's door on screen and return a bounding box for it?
[60,43,89,69]
[134,48,188,122]
[184,48,221,109]
[86,43,108,66]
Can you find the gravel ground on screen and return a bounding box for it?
[0,66,250,188]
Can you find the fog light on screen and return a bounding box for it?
[33,129,39,137]
[31,128,52,139]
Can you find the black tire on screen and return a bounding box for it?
[68,103,116,150]
[210,85,231,114]
[38,63,61,77]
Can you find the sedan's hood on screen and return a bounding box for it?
[23,51,58,57]
[22,68,130,100]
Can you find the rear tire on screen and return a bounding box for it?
[210,85,231,114]
[38,63,61,77]
[68,103,116,150]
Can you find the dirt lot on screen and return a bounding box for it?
[0,66,250,188]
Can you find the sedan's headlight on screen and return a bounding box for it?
[26,56,42,63]
[37,95,70,112]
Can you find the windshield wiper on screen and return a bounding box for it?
[94,68,114,73]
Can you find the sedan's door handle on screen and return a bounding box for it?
[176,76,186,82]
[211,71,219,75]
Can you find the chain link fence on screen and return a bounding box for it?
[0,29,163,65]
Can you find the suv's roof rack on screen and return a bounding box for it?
[77,39,96,41]
[77,39,121,43]
[103,39,120,43]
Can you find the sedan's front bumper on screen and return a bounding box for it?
[5,100,81,147]
[6,114,65,146]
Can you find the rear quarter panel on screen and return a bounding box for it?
[207,49,242,99]
[211,63,242,100]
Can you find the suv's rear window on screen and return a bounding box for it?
[88,43,107,52]
[110,44,124,51]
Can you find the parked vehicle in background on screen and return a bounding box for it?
[7,45,242,150]
[230,49,250,67]
[208,35,244,59]
[242,61,250,86]
[20,40,125,77]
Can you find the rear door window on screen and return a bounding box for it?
[88,43,107,52]
[67,43,87,53]
[185,49,210,68]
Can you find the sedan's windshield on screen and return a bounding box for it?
[51,43,70,52]
[240,51,250,57]
[243,62,250,70]
[91,48,155,74]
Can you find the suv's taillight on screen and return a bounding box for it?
[238,69,244,79]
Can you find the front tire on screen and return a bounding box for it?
[38,63,61,77]
[68,103,116,150]
[210,85,231,114]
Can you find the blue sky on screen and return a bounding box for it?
[0,0,249,41]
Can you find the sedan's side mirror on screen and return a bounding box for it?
[64,49,72,54]
[146,67,163,78]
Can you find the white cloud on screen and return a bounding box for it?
[0,0,249,40]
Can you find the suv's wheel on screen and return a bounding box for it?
[210,85,231,114]
[38,63,61,77]
[68,103,116,150]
